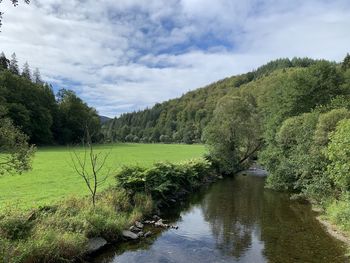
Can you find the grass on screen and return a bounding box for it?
[0,143,206,210]
[0,158,214,262]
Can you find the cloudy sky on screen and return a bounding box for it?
[0,0,349,117]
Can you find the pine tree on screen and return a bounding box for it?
[9,53,19,75]
[33,68,42,84]
[0,52,9,70]
[342,53,350,71]
[22,61,31,80]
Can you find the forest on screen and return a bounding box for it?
[0,52,101,146]
[102,57,319,143]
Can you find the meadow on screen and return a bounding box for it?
[0,143,206,209]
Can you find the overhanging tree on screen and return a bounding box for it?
[204,95,262,174]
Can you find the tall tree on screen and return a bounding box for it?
[0,52,9,70]
[204,95,262,174]
[9,52,19,75]
[21,61,31,80]
[33,67,42,84]
[342,53,350,71]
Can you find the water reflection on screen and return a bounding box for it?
[93,174,347,263]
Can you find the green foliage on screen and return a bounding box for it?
[342,53,350,71]
[325,194,350,231]
[116,159,213,202]
[0,114,35,175]
[0,213,33,240]
[0,188,153,262]
[204,95,261,174]
[0,53,101,145]
[262,112,319,191]
[314,108,350,146]
[102,58,319,144]
[326,119,350,191]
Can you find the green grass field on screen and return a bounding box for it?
[0,143,206,210]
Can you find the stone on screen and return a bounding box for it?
[129,225,141,232]
[144,231,152,238]
[155,219,169,228]
[122,230,139,240]
[137,231,144,238]
[135,221,144,229]
[153,215,161,221]
[87,237,107,254]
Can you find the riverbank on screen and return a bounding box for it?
[316,216,350,246]
[311,202,350,254]
[93,174,348,263]
[0,159,217,262]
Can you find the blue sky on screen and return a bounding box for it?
[0,0,349,117]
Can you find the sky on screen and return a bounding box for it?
[0,0,349,117]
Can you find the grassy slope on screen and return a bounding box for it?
[0,143,205,209]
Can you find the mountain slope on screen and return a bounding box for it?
[102,57,320,143]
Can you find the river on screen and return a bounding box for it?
[93,171,348,263]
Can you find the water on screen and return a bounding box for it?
[93,172,348,263]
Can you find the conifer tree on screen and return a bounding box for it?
[22,61,31,80]
[33,67,42,84]
[0,52,9,70]
[9,52,19,74]
[342,53,350,71]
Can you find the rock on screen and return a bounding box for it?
[144,220,155,224]
[135,221,144,229]
[153,215,161,221]
[122,230,139,240]
[170,199,176,203]
[171,225,179,229]
[129,225,141,232]
[144,231,152,238]
[137,231,144,238]
[87,237,107,254]
[155,219,169,228]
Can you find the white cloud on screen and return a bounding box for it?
[0,0,349,117]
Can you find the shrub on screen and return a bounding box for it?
[325,195,350,231]
[116,159,213,202]
[326,119,350,191]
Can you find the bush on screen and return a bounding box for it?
[116,159,213,202]
[326,119,350,191]
[325,195,350,231]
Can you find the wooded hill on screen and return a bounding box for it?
[0,52,101,145]
[102,57,320,143]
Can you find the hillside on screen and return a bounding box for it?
[102,57,319,143]
[0,52,101,145]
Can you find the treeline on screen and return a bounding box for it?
[102,57,319,144]
[204,53,350,231]
[0,52,100,145]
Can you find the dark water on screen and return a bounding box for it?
[94,173,348,263]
